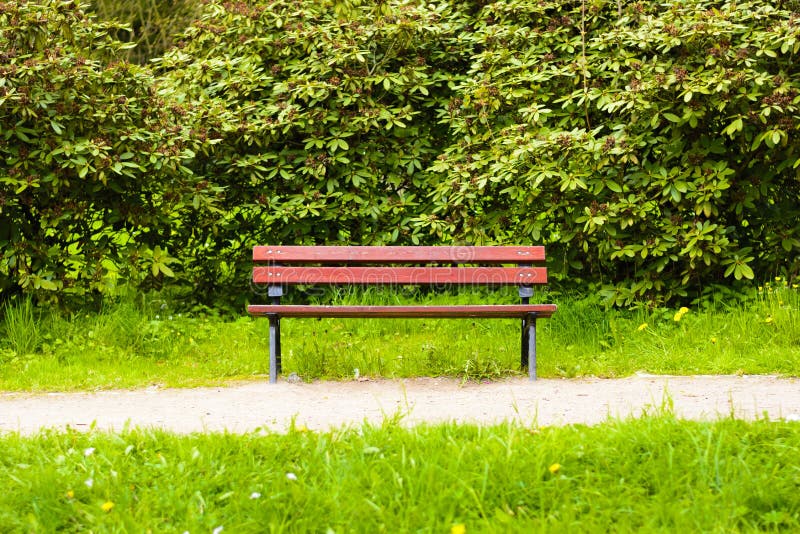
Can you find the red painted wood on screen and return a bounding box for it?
[252,266,548,285]
[247,304,557,319]
[253,246,546,264]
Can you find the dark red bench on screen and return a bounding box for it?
[247,246,556,383]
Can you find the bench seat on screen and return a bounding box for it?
[248,304,557,319]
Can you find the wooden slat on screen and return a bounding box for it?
[253,245,546,264]
[247,304,557,319]
[253,266,548,285]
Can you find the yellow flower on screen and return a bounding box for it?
[549,463,561,474]
[451,524,466,534]
[776,276,782,282]
[765,316,774,324]
[637,323,648,331]
[66,490,74,499]
[711,337,717,344]
[101,501,115,512]
[673,307,689,321]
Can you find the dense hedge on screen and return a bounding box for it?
[154,0,475,300]
[425,0,800,304]
[2,0,800,307]
[0,0,201,304]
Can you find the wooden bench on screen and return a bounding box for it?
[247,246,557,383]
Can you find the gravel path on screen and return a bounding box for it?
[2,374,799,435]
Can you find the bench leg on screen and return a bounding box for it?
[269,315,281,383]
[524,313,537,381]
[520,318,529,370]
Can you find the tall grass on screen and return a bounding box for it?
[1,414,799,532]
[1,298,40,356]
[0,283,799,391]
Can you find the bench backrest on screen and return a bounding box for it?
[252,246,548,287]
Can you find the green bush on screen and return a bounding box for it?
[155,0,800,306]
[3,0,799,308]
[424,0,800,304]
[0,0,201,305]
[155,0,475,303]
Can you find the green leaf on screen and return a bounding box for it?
[735,264,754,280]
[723,117,742,137]
[159,264,175,277]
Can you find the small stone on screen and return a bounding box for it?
[285,373,301,384]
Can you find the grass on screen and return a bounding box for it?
[2,297,41,356]
[1,413,799,532]
[2,286,799,531]
[0,281,799,391]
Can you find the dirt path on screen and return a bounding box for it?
[2,374,799,435]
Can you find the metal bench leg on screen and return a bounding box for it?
[521,317,529,370]
[525,313,537,381]
[269,315,281,383]
[518,287,534,373]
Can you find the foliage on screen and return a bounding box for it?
[0,0,201,305]
[154,0,475,303]
[153,0,800,305]
[89,0,204,64]
[424,0,800,304]
[3,0,800,306]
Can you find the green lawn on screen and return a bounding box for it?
[2,285,799,531]
[1,283,798,391]
[2,414,799,532]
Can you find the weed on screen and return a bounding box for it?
[451,353,511,382]
[1,298,41,355]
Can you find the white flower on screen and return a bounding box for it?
[84,478,94,488]
[83,447,95,457]
[286,472,298,481]
[212,527,224,534]
[249,492,262,499]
